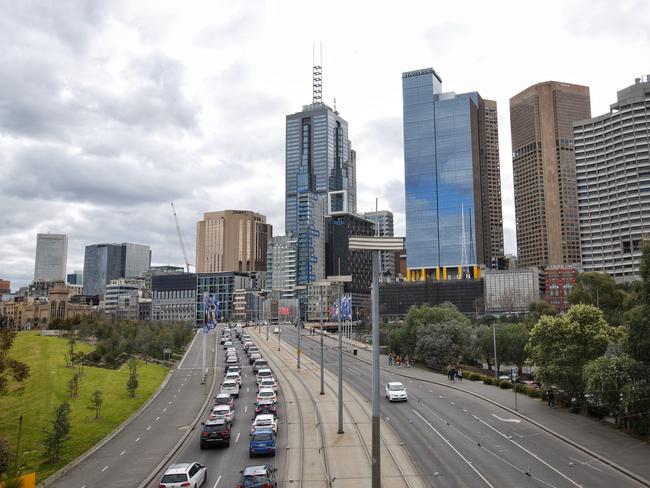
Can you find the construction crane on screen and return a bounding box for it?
[170,202,193,272]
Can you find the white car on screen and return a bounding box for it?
[256,387,277,403]
[221,380,239,398]
[226,366,241,376]
[385,382,408,402]
[225,371,241,386]
[250,414,278,435]
[159,462,207,488]
[272,327,280,334]
[256,368,273,384]
[223,341,233,349]
[210,404,235,423]
[258,378,277,392]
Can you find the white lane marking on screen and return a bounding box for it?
[119,450,126,456]
[247,387,249,393]
[236,432,241,443]
[168,401,172,404]
[163,408,167,412]
[245,373,248,378]
[212,475,222,488]
[476,416,582,487]
[101,466,108,472]
[412,409,495,488]
[155,416,160,421]
[178,388,181,392]
[463,409,468,413]
[569,456,603,472]
[146,426,151,431]
[135,437,140,443]
[81,485,86,488]
[245,405,248,413]
[491,414,521,424]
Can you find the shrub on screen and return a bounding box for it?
[499,381,512,389]
[515,383,529,394]
[527,388,541,398]
[468,372,482,381]
[483,377,494,385]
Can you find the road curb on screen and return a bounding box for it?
[38,331,201,488]
[136,331,219,488]
[333,337,650,487]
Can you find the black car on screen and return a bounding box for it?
[237,464,278,488]
[200,418,231,448]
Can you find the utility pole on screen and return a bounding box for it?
[319,286,325,395]
[493,323,498,379]
[294,285,307,370]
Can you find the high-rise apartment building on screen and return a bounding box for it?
[34,233,68,282]
[285,97,357,288]
[362,210,396,279]
[510,81,591,268]
[267,235,298,299]
[196,210,272,273]
[575,76,650,282]
[83,243,151,296]
[402,67,503,280]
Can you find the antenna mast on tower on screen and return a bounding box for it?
[313,42,322,103]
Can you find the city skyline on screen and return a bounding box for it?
[2,1,648,289]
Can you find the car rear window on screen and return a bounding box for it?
[162,473,188,482]
[252,432,273,441]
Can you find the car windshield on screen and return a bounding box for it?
[252,432,273,441]
[389,384,405,391]
[161,474,188,483]
[223,382,236,388]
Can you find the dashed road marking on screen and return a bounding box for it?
[155,416,160,421]
[163,408,167,412]
[146,426,151,431]
[135,437,140,442]
[235,432,241,443]
[245,405,248,413]
[247,387,249,393]
[212,475,222,488]
[119,450,126,456]
[101,466,108,472]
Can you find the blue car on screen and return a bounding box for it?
[249,428,276,457]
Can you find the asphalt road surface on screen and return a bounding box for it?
[49,330,217,488]
[149,327,287,488]
[280,326,642,488]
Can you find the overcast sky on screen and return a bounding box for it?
[1,0,648,290]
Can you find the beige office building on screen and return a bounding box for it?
[196,210,272,273]
[510,81,591,268]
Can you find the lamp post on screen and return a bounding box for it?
[349,235,404,488]
[294,285,307,370]
[326,274,352,435]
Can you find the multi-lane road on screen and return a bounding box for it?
[280,325,644,488]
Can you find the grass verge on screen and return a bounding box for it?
[0,331,168,482]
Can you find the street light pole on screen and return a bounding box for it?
[294,285,307,370]
[371,251,381,486]
[492,323,498,379]
[337,283,344,434]
[319,286,325,395]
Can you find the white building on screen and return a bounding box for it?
[483,268,540,313]
[34,233,68,282]
[266,235,297,299]
[575,76,650,282]
[362,211,396,280]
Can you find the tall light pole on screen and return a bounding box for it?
[492,322,498,379]
[349,235,404,488]
[294,285,308,370]
[319,283,325,395]
[326,274,352,435]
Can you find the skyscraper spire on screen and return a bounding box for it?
[313,42,322,103]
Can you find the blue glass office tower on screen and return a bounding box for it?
[402,68,503,280]
[285,102,357,285]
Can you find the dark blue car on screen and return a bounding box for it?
[249,428,276,457]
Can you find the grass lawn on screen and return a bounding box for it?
[0,331,168,482]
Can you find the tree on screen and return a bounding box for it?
[626,244,650,364]
[583,354,639,425]
[126,359,139,398]
[43,402,71,463]
[526,304,613,403]
[67,372,81,398]
[90,390,103,419]
[527,300,556,323]
[568,272,629,326]
[0,315,30,394]
[413,320,472,370]
[497,323,529,373]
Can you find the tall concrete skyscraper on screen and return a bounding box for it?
[285,70,356,286]
[266,235,298,298]
[401,67,504,281]
[34,233,68,282]
[196,210,272,273]
[510,81,591,268]
[83,243,151,296]
[575,76,650,282]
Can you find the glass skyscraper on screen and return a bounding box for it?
[402,68,503,280]
[285,102,357,285]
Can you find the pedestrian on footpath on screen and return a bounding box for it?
[388,353,394,366]
[547,388,555,408]
[457,368,463,382]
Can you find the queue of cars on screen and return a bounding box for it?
[160,323,279,488]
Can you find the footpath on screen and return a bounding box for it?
[309,328,650,483]
[249,329,426,488]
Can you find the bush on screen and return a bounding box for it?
[527,388,541,398]
[483,377,494,385]
[468,372,482,381]
[499,381,512,389]
[515,383,529,394]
